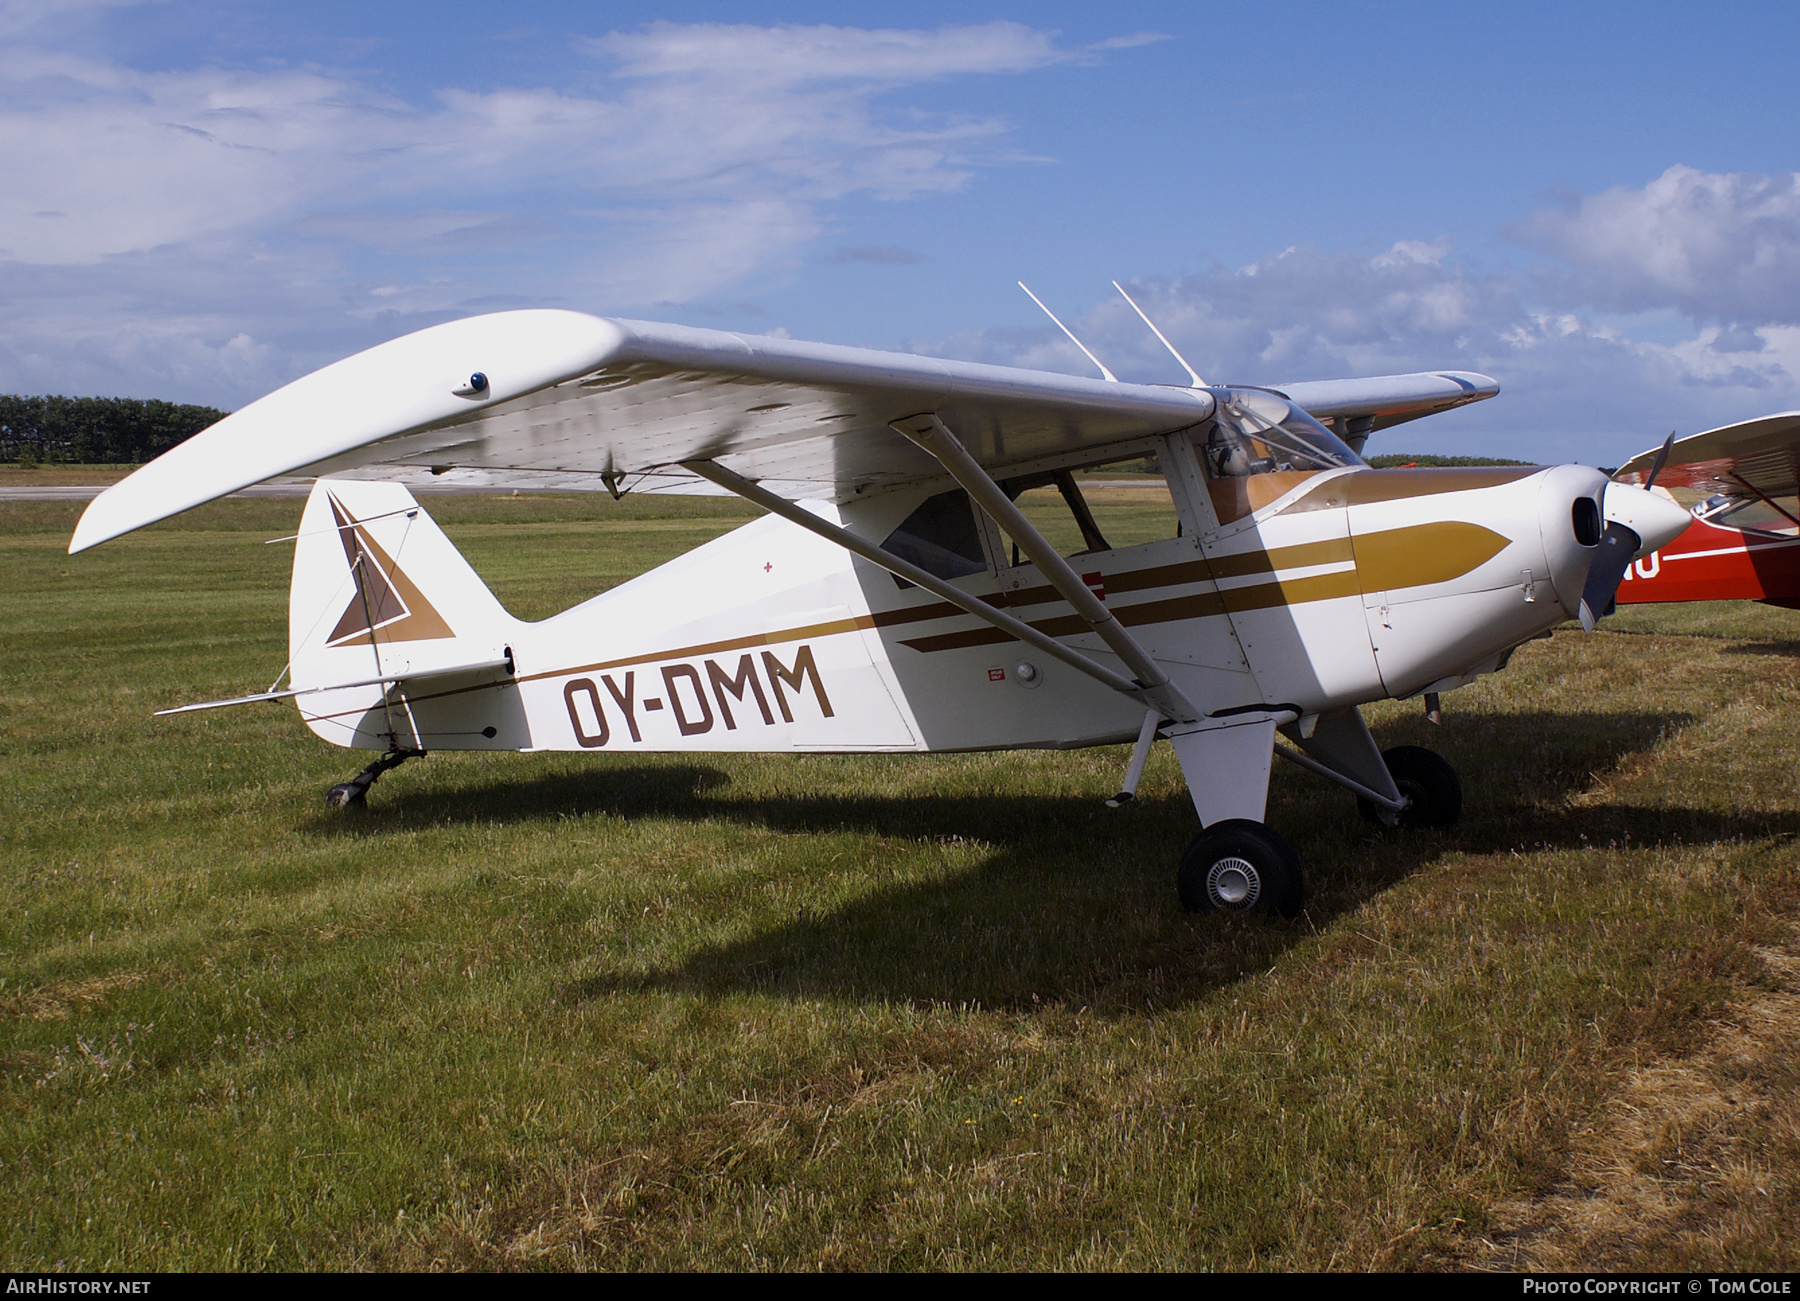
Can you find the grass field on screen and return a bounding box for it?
[4,489,1798,1271]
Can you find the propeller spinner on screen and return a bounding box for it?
[1577,431,1689,631]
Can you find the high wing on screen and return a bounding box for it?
[1615,411,1800,503]
[69,309,1498,552]
[1278,371,1499,451]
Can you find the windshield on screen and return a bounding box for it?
[1695,492,1799,537]
[1202,389,1362,478]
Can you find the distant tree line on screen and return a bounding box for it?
[0,396,1536,471]
[0,395,228,465]
[1365,453,1533,468]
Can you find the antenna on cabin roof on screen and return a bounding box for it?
[1112,280,1205,388]
[1017,281,1118,383]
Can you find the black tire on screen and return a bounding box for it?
[1178,819,1305,919]
[1358,744,1462,829]
[325,782,366,810]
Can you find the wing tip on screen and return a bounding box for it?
[1432,370,1501,401]
[68,476,169,553]
[68,494,119,554]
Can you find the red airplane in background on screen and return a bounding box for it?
[1606,412,1800,612]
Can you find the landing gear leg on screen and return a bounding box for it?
[325,747,425,809]
[1357,745,1462,829]
[1165,715,1306,919]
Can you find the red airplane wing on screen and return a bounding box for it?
[1613,411,1800,608]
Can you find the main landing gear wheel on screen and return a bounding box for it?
[1178,819,1305,919]
[1358,745,1462,829]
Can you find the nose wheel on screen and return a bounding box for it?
[1179,819,1305,918]
[1358,745,1461,829]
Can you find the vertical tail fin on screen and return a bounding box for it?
[290,478,524,750]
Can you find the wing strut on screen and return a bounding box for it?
[889,413,1200,723]
[682,459,1146,700]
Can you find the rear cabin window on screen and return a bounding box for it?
[880,489,989,585]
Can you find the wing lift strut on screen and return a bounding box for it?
[689,413,1405,828]
[686,412,1198,722]
[682,452,1184,716]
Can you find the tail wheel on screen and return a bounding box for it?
[1358,744,1462,829]
[325,782,367,810]
[1178,819,1305,919]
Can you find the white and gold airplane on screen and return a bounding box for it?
[68,307,1690,919]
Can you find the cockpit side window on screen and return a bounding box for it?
[994,454,1181,566]
[998,469,1110,556]
[880,488,989,587]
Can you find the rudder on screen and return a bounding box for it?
[289,478,525,750]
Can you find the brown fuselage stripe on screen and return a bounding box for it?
[515,613,877,685]
[893,570,1365,653]
[1204,537,1353,580]
[296,613,878,724]
[882,536,1356,617]
[865,535,1355,620]
[298,515,1517,723]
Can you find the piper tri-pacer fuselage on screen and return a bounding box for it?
[71,310,1690,918]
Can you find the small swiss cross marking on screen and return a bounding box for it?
[987,667,1006,682]
[763,562,773,573]
[1082,570,1106,600]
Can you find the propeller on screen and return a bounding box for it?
[1577,429,1676,631]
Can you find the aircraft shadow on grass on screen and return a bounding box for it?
[320,708,1796,1012]
[1721,637,1800,659]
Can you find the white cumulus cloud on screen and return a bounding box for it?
[921,239,1800,465]
[0,18,1079,403]
[1517,164,1800,324]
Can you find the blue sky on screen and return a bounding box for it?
[4,1,1800,462]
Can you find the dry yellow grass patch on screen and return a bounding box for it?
[1477,926,1800,1270]
[2,970,146,1021]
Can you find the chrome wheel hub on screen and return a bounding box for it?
[1207,856,1261,910]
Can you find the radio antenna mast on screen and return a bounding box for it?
[1018,281,1117,383]
[1112,280,1205,387]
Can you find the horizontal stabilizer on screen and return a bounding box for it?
[156,657,514,716]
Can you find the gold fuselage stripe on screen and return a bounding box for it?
[307,513,1519,724]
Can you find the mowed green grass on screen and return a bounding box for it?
[3,491,1798,1270]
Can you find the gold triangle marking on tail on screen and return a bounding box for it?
[324,493,457,646]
